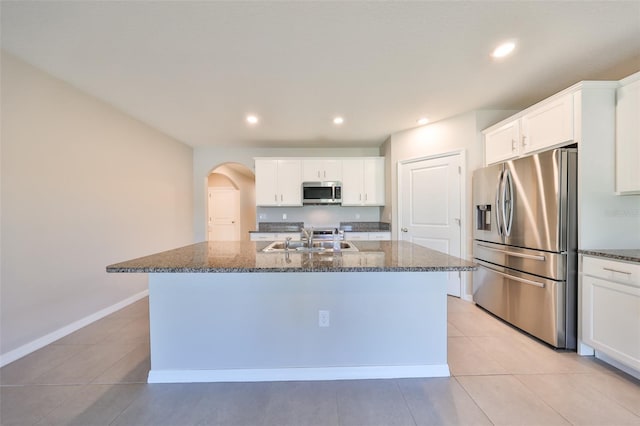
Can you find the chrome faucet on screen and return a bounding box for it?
[300,227,313,248]
[284,236,292,250]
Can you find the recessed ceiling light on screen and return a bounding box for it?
[417,117,429,126]
[246,115,259,125]
[491,41,516,58]
[333,116,344,125]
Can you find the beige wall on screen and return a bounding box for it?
[0,52,194,361]
[208,165,256,241]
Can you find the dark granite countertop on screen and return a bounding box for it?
[250,222,304,233]
[107,241,476,273]
[340,222,391,232]
[579,249,640,264]
[249,222,391,234]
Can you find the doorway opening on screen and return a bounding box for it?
[207,163,256,241]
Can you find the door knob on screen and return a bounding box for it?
[401,227,408,232]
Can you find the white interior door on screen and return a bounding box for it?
[399,154,462,296]
[208,188,240,241]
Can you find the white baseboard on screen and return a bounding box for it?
[0,290,149,367]
[462,293,474,302]
[595,351,640,381]
[147,364,451,383]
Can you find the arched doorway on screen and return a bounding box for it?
[207,163,256,241]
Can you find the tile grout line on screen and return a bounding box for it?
[451,376,496,426]
[393,379,419,426]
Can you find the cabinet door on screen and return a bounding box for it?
[277,160,302,206]
[485,120,520,165]
[582,274,640,371]
[521,93,574,154]
[302,159,343,181]
[616,78,640,194]
[255,160,279,206]
[341,159,365,205]
[302,159,324,181]
[323,160,342,181]
[363,158,385,205]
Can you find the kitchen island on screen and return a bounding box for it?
[107,241,476,383]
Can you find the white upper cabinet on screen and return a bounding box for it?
[485,120,521,164]
[615,74,640,195]
[484,93,575,165]
[342,158,385,206]
[302,159,342,182]
[521,93,574,154]
[255,159,302,206]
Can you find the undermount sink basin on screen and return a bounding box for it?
[262,240,358,253]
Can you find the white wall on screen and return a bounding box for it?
[383,110,516,298]
[0,52,193,361]
[193,147,380,241]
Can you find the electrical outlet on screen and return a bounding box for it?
[355,213,360,219]
[259,213,266,220]
[282,213,287,220]
[318,310,330,327]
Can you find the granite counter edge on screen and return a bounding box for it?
[578,249,640,264]
[107,265,477,273]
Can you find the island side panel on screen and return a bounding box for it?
[148,271,448,383]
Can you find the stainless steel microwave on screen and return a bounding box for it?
[302,181,342,205]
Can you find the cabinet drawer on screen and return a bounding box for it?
[582,256,640,287]
[368,232,391,240]
[344,232,369,241]
[250,233,277,241]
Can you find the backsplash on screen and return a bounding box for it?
[256,205,381,228]
[256,221,391,233]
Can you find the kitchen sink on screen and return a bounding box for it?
[262,240,358,252]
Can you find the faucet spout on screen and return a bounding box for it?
[300,227,313,248]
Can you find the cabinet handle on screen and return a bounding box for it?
[274,194,277,202]
[323,171,326,178]
[511,139,517,151]
[317,171,321,178]
[603,267,632,275]
[365,193,368,201]
[401,227,408,232]
[359,194,362,201]
[522,135,527,146]
[280,194,283,202]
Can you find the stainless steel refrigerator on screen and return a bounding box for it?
[472,148,577,349]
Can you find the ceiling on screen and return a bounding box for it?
[2,1,639,148]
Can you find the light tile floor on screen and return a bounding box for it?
[1,296,639,425]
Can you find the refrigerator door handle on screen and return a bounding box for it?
[476,244,546,261]
[495,170,504,236]
[479,262,546,288]
[502,169,514,237]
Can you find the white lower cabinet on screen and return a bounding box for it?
[580,255,640,373]
[343,231,390,241]
[250,232,301,242]
[341,252,385,268]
